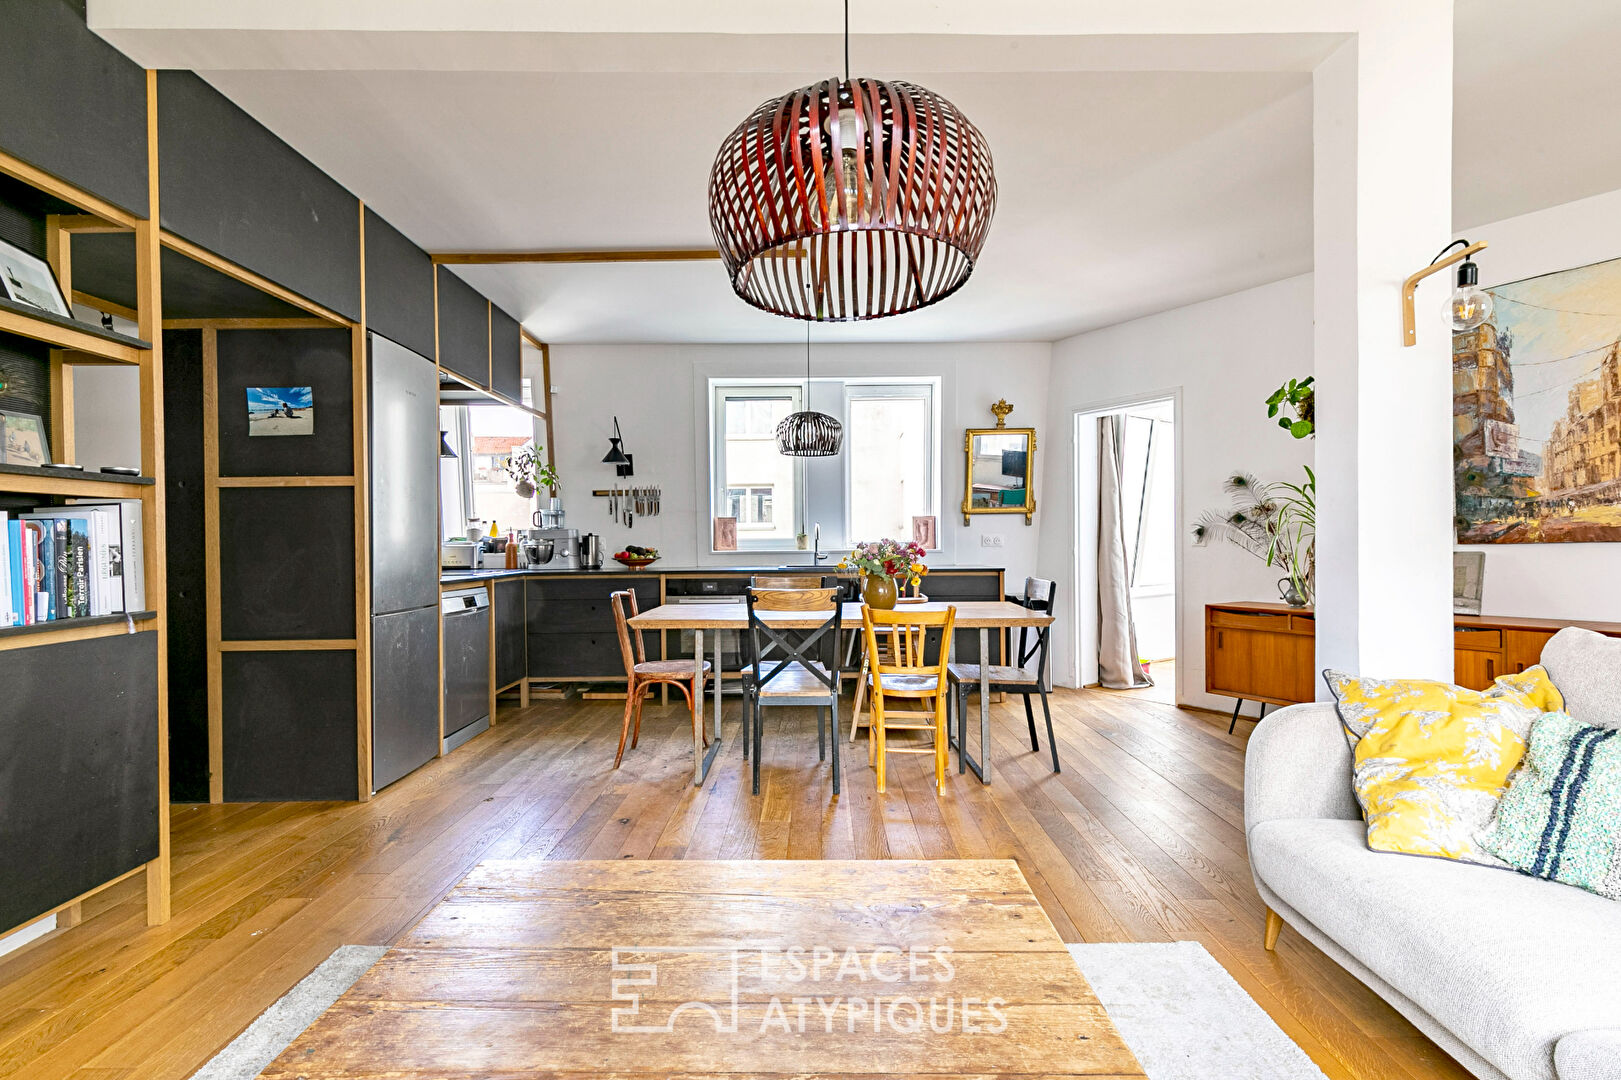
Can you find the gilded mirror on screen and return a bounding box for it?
[962,399,1036,525]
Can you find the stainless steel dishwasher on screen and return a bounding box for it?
[441,586,491,753]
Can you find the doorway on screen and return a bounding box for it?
[1071,392,1180,703]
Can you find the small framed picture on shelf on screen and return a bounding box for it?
[0,237,72,318]
[0,410,51,467]
[713,516,738,552]
[911,514,938,550]
[1454,550,1485,615]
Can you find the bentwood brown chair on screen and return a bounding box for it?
[609,589,709,768]
[860,604,956,793]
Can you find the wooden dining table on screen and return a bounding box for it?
[627,601,1055,787]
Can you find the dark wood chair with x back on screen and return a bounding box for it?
[741,587,843,796]
[609,589,710,768]
[948,576,1060,774]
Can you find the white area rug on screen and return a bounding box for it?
[192,941,1326,1080]
[1069,941,1328,1080]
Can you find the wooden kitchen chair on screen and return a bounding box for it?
[860,604,956,793]
[609,589,709,768]
[848,590,929,743]
[741,587,843,796]
[750,573,836,590]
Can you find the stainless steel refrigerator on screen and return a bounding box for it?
[369,333,442,792]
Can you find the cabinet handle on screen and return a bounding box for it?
[1486,658,1495,680]
[1216,630,1224,649]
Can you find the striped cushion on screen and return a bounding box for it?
[1480,711,1621,900]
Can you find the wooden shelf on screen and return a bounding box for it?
[0,297,150,364]
[0,462,154,499]
[0,610,157,644]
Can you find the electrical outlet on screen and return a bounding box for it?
[980,534,994,547]
[991,534,1005,549]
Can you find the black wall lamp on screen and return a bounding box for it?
[602,416,634,477]
[1402,239,1491,345]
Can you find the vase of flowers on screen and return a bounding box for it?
[504,445,559,500]
[841,539,928,610]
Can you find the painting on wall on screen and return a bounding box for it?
[1454,255,1621,543]
[246,386,315,437]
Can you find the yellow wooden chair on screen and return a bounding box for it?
[848,590,929,742]
[860,604,956,792]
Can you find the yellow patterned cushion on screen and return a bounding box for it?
[1325,667,1563,865]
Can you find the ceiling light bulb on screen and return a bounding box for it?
[816,103,866,225]
[1447,259,1493,332]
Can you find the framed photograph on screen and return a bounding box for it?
[713,516,738,552]
[1454,551,1485,615]
[0,410,51,466]
[0,237,72,318]
[246,386,315,437]
[911,514,938,550]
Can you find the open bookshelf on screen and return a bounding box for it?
[0,76,170,939]
[0,296,150,363]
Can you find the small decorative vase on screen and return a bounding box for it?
[1278,578,1308,608]
[864,573,898,610]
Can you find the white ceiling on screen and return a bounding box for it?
[87,0,1621,344]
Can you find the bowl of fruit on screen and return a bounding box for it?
[613,545,659,570]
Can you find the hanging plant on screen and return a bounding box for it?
[505,445,559,499]
[1266,376,1314,438]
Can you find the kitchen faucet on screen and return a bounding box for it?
[813,522,830,564]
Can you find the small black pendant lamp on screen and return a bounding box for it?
[776,320,843,456]
[602,416,634,476]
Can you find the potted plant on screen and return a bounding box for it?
[841,539,928,610]
[1265,376,1315,439]
[505,445,559,500]
[1192,468,1316,605]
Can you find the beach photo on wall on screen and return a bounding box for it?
[246,386,315,437]
[1455,254,1621,543]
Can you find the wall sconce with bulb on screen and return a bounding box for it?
[1401,239,1491,346]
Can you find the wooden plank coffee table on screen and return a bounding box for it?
[264,860,1145,1078]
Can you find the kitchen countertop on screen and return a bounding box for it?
[440,564,1004,586]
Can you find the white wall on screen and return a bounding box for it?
[1037,274,1315,710]
[1455,186,1621,622]
[546,343,1051,583]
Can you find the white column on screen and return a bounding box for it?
[1313,5,1457,684]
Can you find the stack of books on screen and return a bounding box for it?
[0,499,146,627]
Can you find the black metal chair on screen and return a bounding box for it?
[740,587,843,796]
[947,576,1060,774]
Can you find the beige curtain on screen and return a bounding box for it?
[1098,415,1153,689]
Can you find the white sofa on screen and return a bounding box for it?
[1244,628,1621,1080]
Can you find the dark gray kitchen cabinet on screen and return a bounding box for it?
[494,577,526,689]
[525,574,659,680]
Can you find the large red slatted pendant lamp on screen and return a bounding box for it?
[708,4,996,322]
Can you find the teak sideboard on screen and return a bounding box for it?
[1205,601,1621,710]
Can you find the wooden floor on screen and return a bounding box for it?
[0,685,1470,1080]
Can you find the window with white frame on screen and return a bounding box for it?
[711,384,803,546]
[709,378,937,551]
[845,383,936,545]
[439,380,545,541]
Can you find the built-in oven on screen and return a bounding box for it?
[663,577,749,687]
